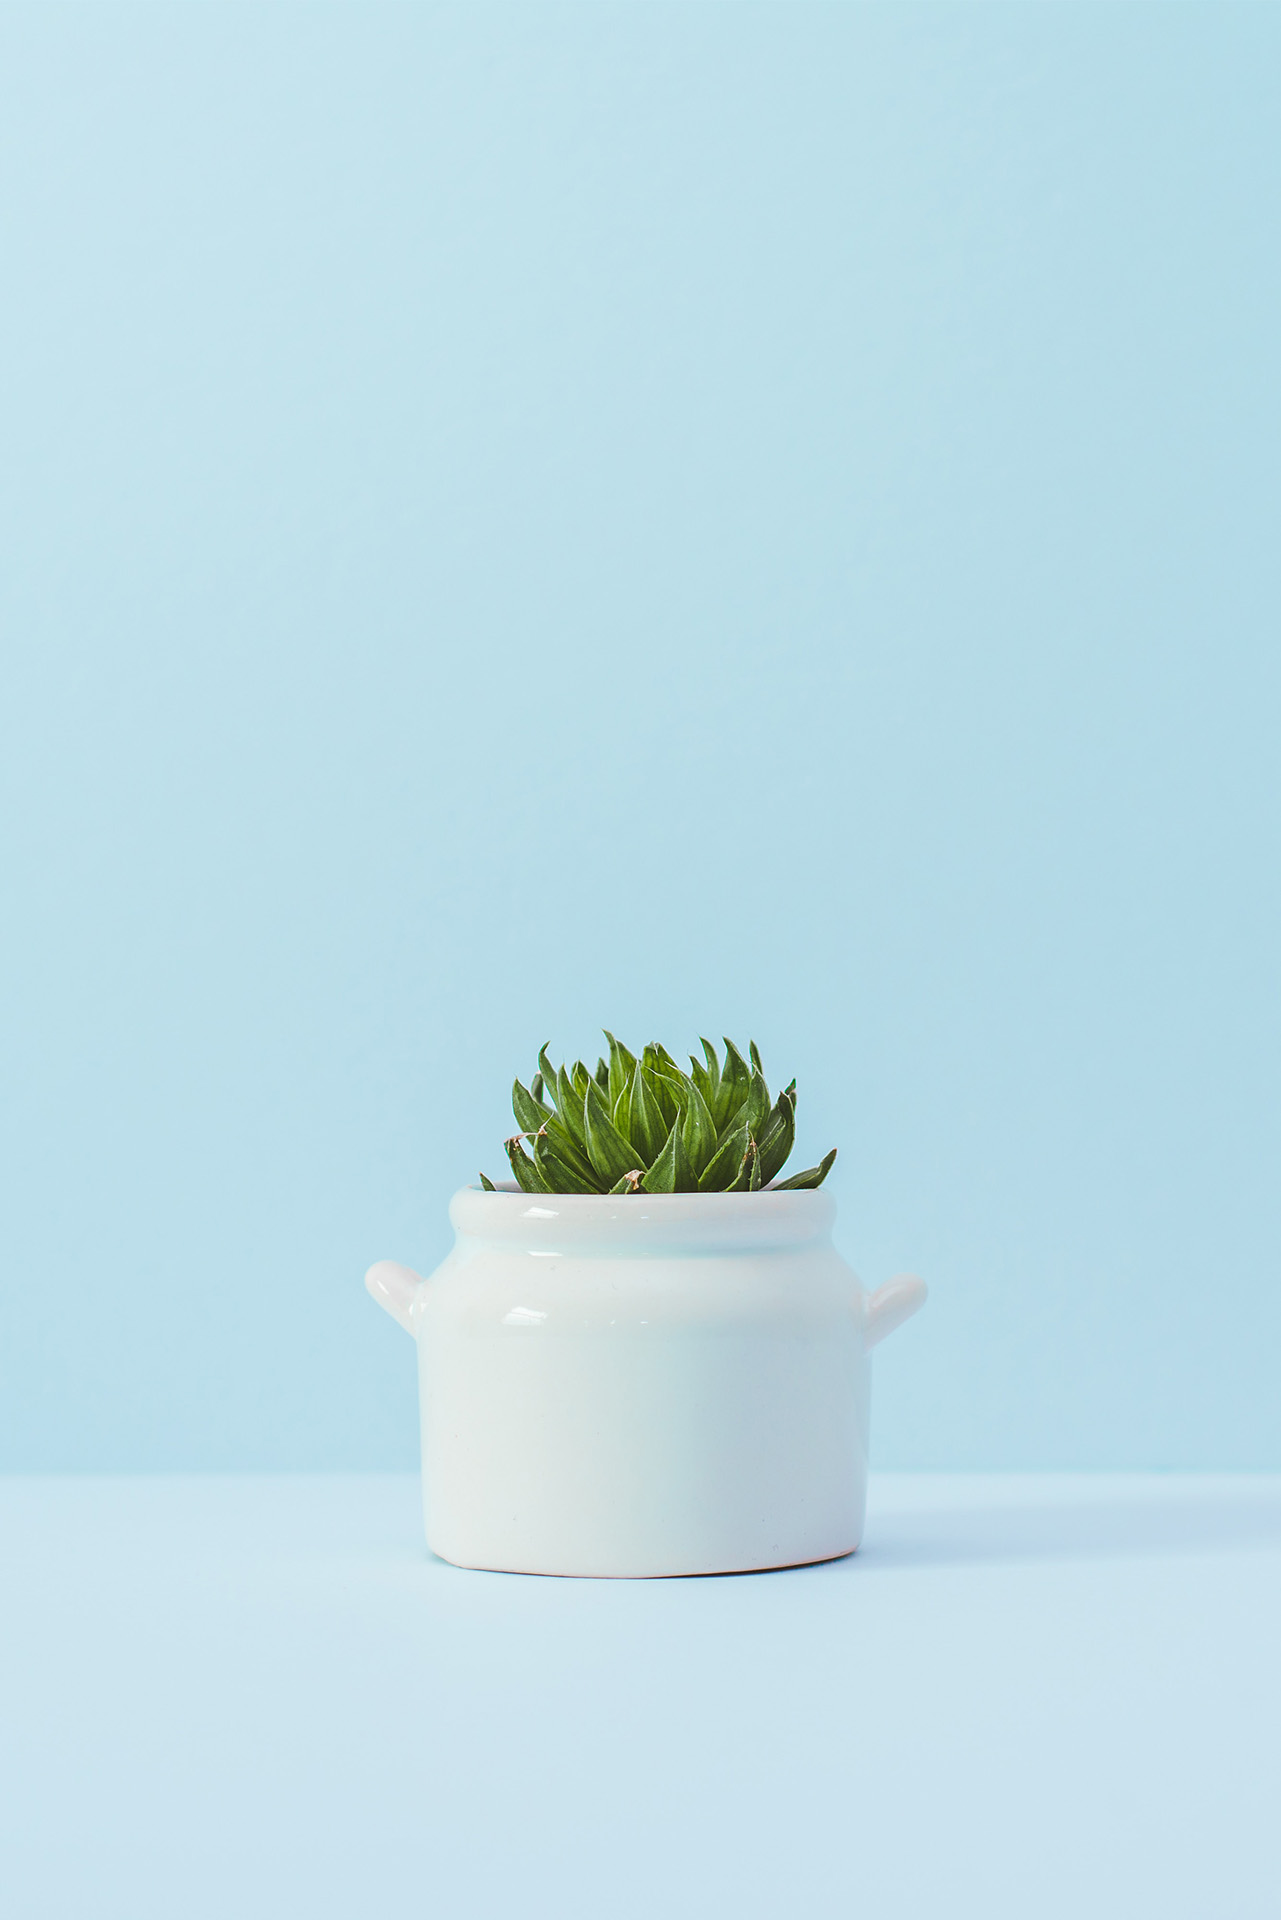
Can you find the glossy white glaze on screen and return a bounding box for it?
[366,1188,925,1577]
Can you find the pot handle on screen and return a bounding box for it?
[864,1273,927,1350]
[365,1260,427,1337]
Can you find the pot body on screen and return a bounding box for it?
[368,1189,924,1578]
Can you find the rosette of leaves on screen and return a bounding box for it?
[480,1035,837,1196]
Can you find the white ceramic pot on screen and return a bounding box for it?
[366,1186,926,1579]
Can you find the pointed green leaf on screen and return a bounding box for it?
[735,1068,770,1142]
[556,1066,589,1149]
[773,1147,838,1190]
[680,1078,719,1177]
[689,1038,722,1115]
[531,1129,558,1189]
[584,1076,644,1184]
[513,1078,549,1134]
[728,1137,758,1191]
[505,1135,552,1193]
[612,1073,634,1143]
[624,1059,667,1164]
[698,1122,748,1192]
[689,1058,714,1110]
[541,1114,600,1186]
[594,1057,610,1091]
[653,1073,689,1120]
[657,1057,693,1100]
[715,1039,751,1128]
[749,1039,763,1076]
[647,1053,693,1119]
[479,1171,497,1191]
[672,1121,696,1191]
[537,1045,558,1098]
[534,1127,605,1194]
[756,1088,797,1185]
[604,1030,637,1111]
[640,1118,696,1192]
[641,1046,681,1127]
[571,1060,590,1099]
[640,1120,678,1192]
[531,1071,545,1104]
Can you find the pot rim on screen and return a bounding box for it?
[449,1184,837,1254]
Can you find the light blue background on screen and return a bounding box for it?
[2,2,1278,1471]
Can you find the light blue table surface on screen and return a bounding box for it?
[2,1474,1278,1918]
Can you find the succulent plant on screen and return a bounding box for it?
[480,1034,836,1196]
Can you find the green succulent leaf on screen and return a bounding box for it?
[691,1044,722,1121]
[494,1036,835,1197]
[604,1030,637,1111]
[512,1078,549,1134]
[728,1137,758,1191]
[641,1117,696,1192]
[505,1135,552,1193]
[680,1078,719,1177]
[773,1147,838,1190]
[555,1066,590,1150]
[541,1115,600,1187]
[622,1058,667,1164]
[640,1045,680,1127]
[584,1076,645,1185]
[645,1052,691,1112]
[611,1072,635,1143]
[652,1075,689,1123]
[737,1068,771,1142]
[756,1087,797,1186]
[639,1120,678,1192]
[715,1039,751,1128]
[534,1127,605,1194]
[698,1122,748,1191]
